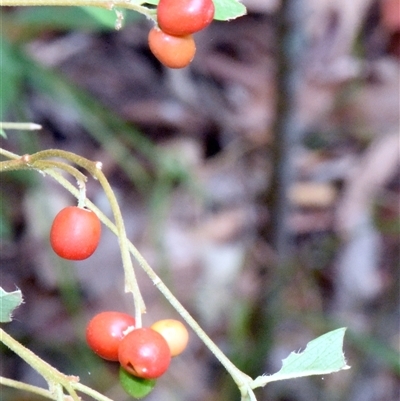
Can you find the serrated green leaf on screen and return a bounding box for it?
[253,328,350,388]
[144,0,246,21]
[0,288,23,323]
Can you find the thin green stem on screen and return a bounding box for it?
[126,242,254,384]
[0,376,54,400]
[240,384,258,401]
[30,149,146,323]
[0,329,81,401]
[73,382,115,401]
[1,331,116,401]
[0,0,157,20]
[96,164,146,324]
[0,158,31,173]
[0,148,258,399]
[0,154,87,187]
[0,329,60,382]
[0,148,145,323]
[54,384,65,401]
[0,148,20,160]
[35,160,88,184]
[1,372,115,401]
[35,163,256,396]
[35,160,255,393]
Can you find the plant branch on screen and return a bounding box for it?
[0,148,145,323]
[0,148,257,399]
[0,329,80,401]
[1,369,116,401]
[73,382,115,401]
[0,148,20,160]
[57,178,257,397]
[0,376,54,400]
[31,149,146,323]
[0,0,157,20]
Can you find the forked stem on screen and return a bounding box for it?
[0,0,157,20]
[0,329,80,401]
[0,148,146,325]
[0,148,257,399]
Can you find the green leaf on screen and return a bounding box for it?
[213,0,247,20]
[0,129,7,138]
[119,367,156,399]
[253,328,350,388]
[0,287,23,323]
[144,0,247,21]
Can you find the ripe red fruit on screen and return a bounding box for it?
[50,206,101,260]
[86,311,136,361]
[148,27,196,69]
[157,0,215,36]
[118,328,171,379]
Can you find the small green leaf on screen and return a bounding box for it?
[213,0,247,20]
[0,287,23,323]
[253,328,350,388]
[0,129,7,138]
[119,367,156,399]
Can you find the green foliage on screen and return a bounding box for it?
[119,367,156,399]
[0,1,352,400]
[0,145,350,397]
[0,287,23,323]
[253,328,349,387]
[213,0,246,20]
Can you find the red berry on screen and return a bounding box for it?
[86,311,135,361]
[148,27,196,69]
[157,0,215,36]
[50,206,101,260]
[118,328,171,379]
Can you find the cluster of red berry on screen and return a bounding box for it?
[86,312,189,397]
[49,206,189,397]
[148,0,215,68]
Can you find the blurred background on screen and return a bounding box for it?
[1,0,399,400]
